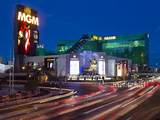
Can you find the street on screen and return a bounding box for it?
[0,80,159,120]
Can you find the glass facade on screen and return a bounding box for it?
[57,40,77,53]
[57,33,149,65]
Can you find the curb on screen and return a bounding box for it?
[0,87,75,111]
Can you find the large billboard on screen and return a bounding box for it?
[107,59,115,77]
[70,60,79,75]
[15,5,39,56]
[98,60,105,75]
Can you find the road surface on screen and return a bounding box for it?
[0,81,159,120]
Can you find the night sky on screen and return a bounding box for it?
[0,0,160,66]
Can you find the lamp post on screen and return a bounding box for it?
[10,42,15,95]
[9,45,15,95]
[8,42,11,94]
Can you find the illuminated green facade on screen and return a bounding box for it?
[57,33,149,65]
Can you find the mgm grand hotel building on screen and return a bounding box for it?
[24,33,149,80]
[13,5,149,80]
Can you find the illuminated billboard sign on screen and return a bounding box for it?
[91,35,116,41]
[107,59,115,76]
[15,5,39,55]
[17,11,39,26]
[44,57,56,70]
[98,60,105,75]
[70,60,79,75]
[116,60,128,77]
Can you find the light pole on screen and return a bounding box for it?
[9,49,15,95]
[11,54,15,94]
[9,69,12,95]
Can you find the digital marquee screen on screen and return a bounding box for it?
[98,60,105,75]
[70,60,79,75]
[16,5,39,55]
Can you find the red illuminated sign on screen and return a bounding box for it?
[16,5,39,56]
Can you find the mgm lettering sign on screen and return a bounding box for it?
[15,5,39,56]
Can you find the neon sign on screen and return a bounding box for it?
[16,5,39,56]
[18,22,31,54]
[104,36,116,40]
[92,35,116,41]
[17,11,39,26]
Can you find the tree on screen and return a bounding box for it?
[25,67,41,92]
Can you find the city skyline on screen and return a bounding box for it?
[0,0,160,66]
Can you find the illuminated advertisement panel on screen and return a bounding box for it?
[116,60,128,77]
[70,60,79,75]
[16,5,39,55]
[108,59,115,76]
[117,63,123,77]
[122,60,128,76]
[44,57,55,70]
[98,60,105,75]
